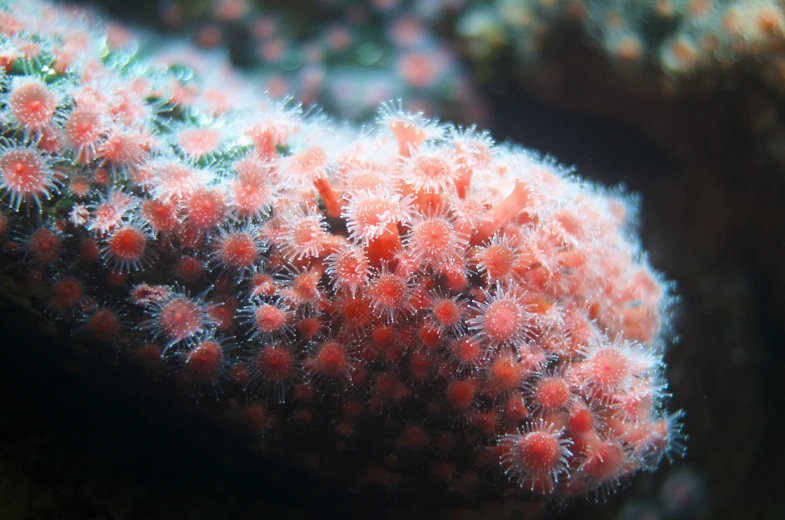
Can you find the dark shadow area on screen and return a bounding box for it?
[0,296,362,520]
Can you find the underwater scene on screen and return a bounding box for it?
[0,1,781,519]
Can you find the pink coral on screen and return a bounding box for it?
[0,0,684,507]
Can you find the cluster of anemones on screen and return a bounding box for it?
[0,0,683,504]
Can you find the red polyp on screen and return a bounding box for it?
[475,180,532,244]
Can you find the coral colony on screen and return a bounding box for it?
[0,0,684,507]
[459,0,785,76]
[457,0,785,194]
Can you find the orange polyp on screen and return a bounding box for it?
[389,120,427,157]
[487,354,526,397]
[255,345,295,383]
[407,216,463,264]
[109,226,146,262]
[312,175,343,219]
[27,227,62,265]
[245,124,282,158]
[372,325,396,351]
[220,232,258,268]
[177,128,221,160]
[440,261,468,292]
[481,298,524,343]
[514,431,562,476]
[250,272,276,297]
[366,223,402,268]
[454,165,472,199]
[9,78,57,131]
[288,215,328,259]
[522,294,552,315]
[289,270,322,304]
[87,308,121,342]
[629,270,663,302]
[480,243,515,280]
[433,299,461,328]
[521,265,551,293]
[254,304,288,334]
[290,145,326,175]
[474,180,533,244]
[567,402,594,435]
[49,278,84,313]
[371,273,409,316]
[418,321,443,350]
[313,341,349,378]
[557,249,587,269]
[588,348,630,390]
[581,441,624,481]
[620,306,657,343]
[446,379,477,412]
[413,190,445,213]
[337,296,373,331]
[535,378,571,411]
[449,336,481,366]
[185,341,223,382]
[320,235,347,257]
[504,392,529,422]
[409,287,430,312]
